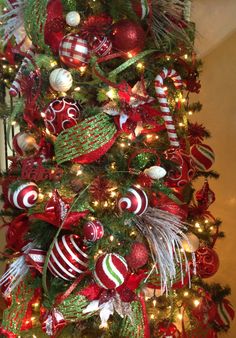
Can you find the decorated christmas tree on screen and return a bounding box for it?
[0,0,234,337]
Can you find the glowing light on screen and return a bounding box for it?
[11,121,17,126]
[110,235,114,242]
[194,299,200,307]
[50,60,57,68]
[178,122,184,127]
[79,66,87,74]
[41,112,46,118]
[136,62,145,71]
[195,222,200,228]
[184,291,189,297]
[184,54,188,60]
[74,87,81,92]
[120,143,126,148]
[150,314,155,320]
[153,299,157,307]
[177,313,183,320]
[188,111,193,115]
[98,250,103,254]
[93,201,99,207]
[48,192,53,198]
[106,88,117,99]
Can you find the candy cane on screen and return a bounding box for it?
[155,68,183,148]
[9,45,35,96]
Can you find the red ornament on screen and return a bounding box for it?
[125,242,149,269]
[59,34,89,68]
[192,292,217,325]
[48,234,88,281]
[118,186,148,216]
[195,247,220,278]
[156,321,180,337]
[83,220,104,242]
[156,192,188,221]
[44,97,81,135]
[196,180,215,210]
[131,0,150,19]
[165,148,195,187]
[88,34,112,57]
[111,19,146,55]
[6,214,29,251]
[214,298,235,328]
[94,253,128,289]
[42,308,66,336]
[8,181,39,209]
[190,143,215,171]
[25,249,46,271]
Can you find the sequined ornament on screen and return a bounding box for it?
[88,34,112,57]
[111,19,146,55]
[118,186,148,216]
[214,298,235,329]
[48,234,88,281]
[83,220,104,242]
[59,33,89,68]
[165,148,195,187]
[44,97,81,135]
[195,247,219,278]
[8,181,39,209]
[12,132,38,156]
[125,242,149,269]
[131,0,150,19]
[49,68,73,92]
[94,253,128,289]
[190,143,215,171]
[66,11,81,27]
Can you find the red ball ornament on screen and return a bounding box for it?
[156,321,180,337]
[48,234,88,281]
[125,242,149,269]
[59,34,89,68]
[83,220,104,242]
[94,253,128,289]
[44,97,81,135]
[195,247,220,278]
[165,148,195,187]
[13,132,38,156]
[25,249,46,270]
[8,181,39,209]
[190,143,215,171]
[111,19,146,55]
[88,35,112,57]
[118,186,148,216]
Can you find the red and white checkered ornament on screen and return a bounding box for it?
[89,35,112,57]
[59,34,89,69]
[118,186,148,216]
[214,298,235,328]
[48,234,88,281]
[83,220,104,242]
[44,97,82,135]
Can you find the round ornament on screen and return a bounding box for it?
[131,0,150,19]
[88,34,112,57]
[44,97,81,135]
[181,232,200,253]
[144,166,167,180]
[83,220,104,242]
[190,143,215,171]
[165,148,195,187]
[111,19,146,55]
[94,253,128,289]
[49,68,73,92]
[48,234,88,281]
[13,132,38,156]
[66,11,81,27]
[8,181,39,209]
[214,298,235,328]
[156,193,188,221]
[155,321,180,338]
[118,186,148,216]
[59,34,89,68]
[25,249,46,270]
[192,295,217,325]
[125,242,149,269]
[195,247,219,278]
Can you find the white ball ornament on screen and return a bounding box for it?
[144,166,167,180]
[182,232,200,253]
[66,11,81,27]
[49,68,73,92]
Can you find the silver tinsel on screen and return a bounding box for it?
[134,207,196,292]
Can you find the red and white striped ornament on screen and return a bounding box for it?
[190,143,215,171]
[155,68,183,148]
[94,253,128,289]
[9,45,35,97]
[118,186,148,216]
[25,249,46,270]
[59,34,89,69]
[131,0,150,19]
[8,181,39,209]
[83,220,104,242]
[89,35,112,57]
[48,234,88,281]
[12,132,38,156]
[214,298,235,328]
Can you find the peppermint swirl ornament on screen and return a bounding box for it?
[8,181,39,209]
[48,234,88,281]
[94,253,128,289]
[83,220,104,242]
[118,186,148,216]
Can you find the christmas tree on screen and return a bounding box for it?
[0,0,234,337]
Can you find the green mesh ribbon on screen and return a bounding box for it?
[57,294,94,322]
[119,301,145,338]
[1,277,35,335]
[55,113,117,164]
[23,0,48,50]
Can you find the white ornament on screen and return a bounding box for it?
[66,11,81,27]
[144,166,167,179]
[49,68,73,92]
[181,232,200,253]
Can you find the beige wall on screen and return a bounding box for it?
[192,31,236,337]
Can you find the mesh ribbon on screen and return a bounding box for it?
[55,113,117,164]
